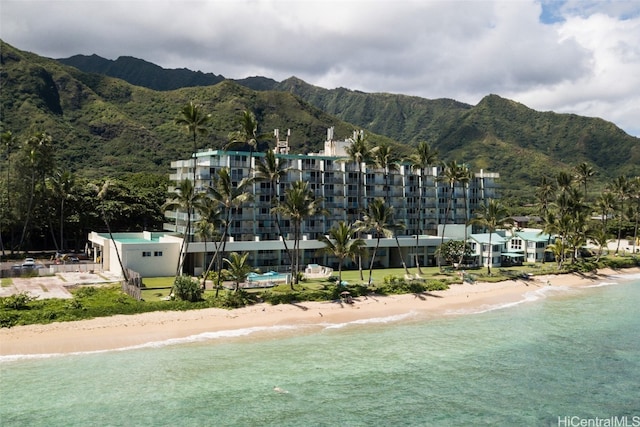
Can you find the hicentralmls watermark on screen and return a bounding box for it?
[557,416,640,427]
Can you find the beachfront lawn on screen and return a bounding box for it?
[3,258,636,328]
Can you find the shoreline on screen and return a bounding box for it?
[1,267,638,357]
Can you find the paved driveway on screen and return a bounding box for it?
[0,272,123,300]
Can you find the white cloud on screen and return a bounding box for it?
[1,0,639,136]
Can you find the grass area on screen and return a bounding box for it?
[2,256,637,328]
[1,277,12,287]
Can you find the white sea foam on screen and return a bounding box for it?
[322,312,417,330]
[445,286,572,315]
[0,324,306,363]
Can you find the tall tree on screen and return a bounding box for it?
[1,131,17,255]
[317,221,366,285]
[408,141,438,273]
[203,168,254,296]
[193,196,222,289]
[93,180,129,281]
[255,149,292,264]
[629,177,640,255]
[50,168,75,252]
[536,175,557,217]
[18,132,55,251]
[164,179,202,280]
[372,141,398,200]
[344,131,371,280]
[436,160,462,270]
[469,199,514,275]
[227,110,260,173]
[355,198,395,285]
[574,162,595,203]
[457,164,474,267]
[608,175,630,254]
[273,181,325,288]
[175,101,211,270]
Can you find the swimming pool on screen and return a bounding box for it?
[247,271,290,283]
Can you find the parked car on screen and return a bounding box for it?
[22,257,36,268]
[69,256,80,263]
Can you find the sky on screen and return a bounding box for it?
[2,0,639,137]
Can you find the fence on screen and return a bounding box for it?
[48,263,102,274]
[121,268,142,300]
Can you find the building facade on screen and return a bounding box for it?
[163,131,500,276]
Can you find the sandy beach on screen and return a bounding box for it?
[1,267,638,357]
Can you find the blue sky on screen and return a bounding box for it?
[2,0,639,137]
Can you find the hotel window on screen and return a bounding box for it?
[142,251,151,257]
[154,251,163,257]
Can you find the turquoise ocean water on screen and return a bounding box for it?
[1,274,639,426]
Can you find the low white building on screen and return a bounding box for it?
[88,231,182,278]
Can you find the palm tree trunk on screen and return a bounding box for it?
[100,205,128,282]
[487,234,492,275]
[615,202,624,254]
[368,236,380,285]
[415,170,423,273]
[394,235,409,275]
[18,170,39,252]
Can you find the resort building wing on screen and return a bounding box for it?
[89,130,502,278]
[159,131,500,276]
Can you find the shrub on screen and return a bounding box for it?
[1,292,35,310]
[74,286,97,298]
[215,290,252,309]
[173,275,203,302]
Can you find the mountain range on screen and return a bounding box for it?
[2,40,639,206]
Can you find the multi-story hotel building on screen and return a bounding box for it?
[163,129,500,276]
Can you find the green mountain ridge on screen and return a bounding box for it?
[2,40,639,205]
[2,40,397,179]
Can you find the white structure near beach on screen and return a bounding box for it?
[89,129,502,278]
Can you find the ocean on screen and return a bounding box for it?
[1,274,639,426]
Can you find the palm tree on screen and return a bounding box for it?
[608,175,630,254]
[589,226,610,262]
[93,180,128,281]
[51,169,75,252]
[222,252,256,292]
[536,175,557,217]
[355,198,395,285]
[193,196,222,288]
[574,162,595,203]
[163,179,202,279]
[175,101,211,185]
[436,160,462,270]
[345,131,371,281]
[273,181,325,288]
[457,164,474,267]
[255,149,292,264]
[545,241,566,269]
[408,141,438,273]
[175,102,211,277]
[345,130,371,219]
[629,177,640,255]
[317,221,366,285]
[18,132,54,251]
[203,168,254,296]
[556,170,573,191]
[1,131,17,255]
[372,141,398,200]
[227,110,260,171]
[469,199,514,275]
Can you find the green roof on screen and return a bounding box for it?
[514,231,551,242]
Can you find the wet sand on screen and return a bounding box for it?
[1,268,638,356]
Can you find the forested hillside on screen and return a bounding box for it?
[2,40,396,179]
[52,47,640,203]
